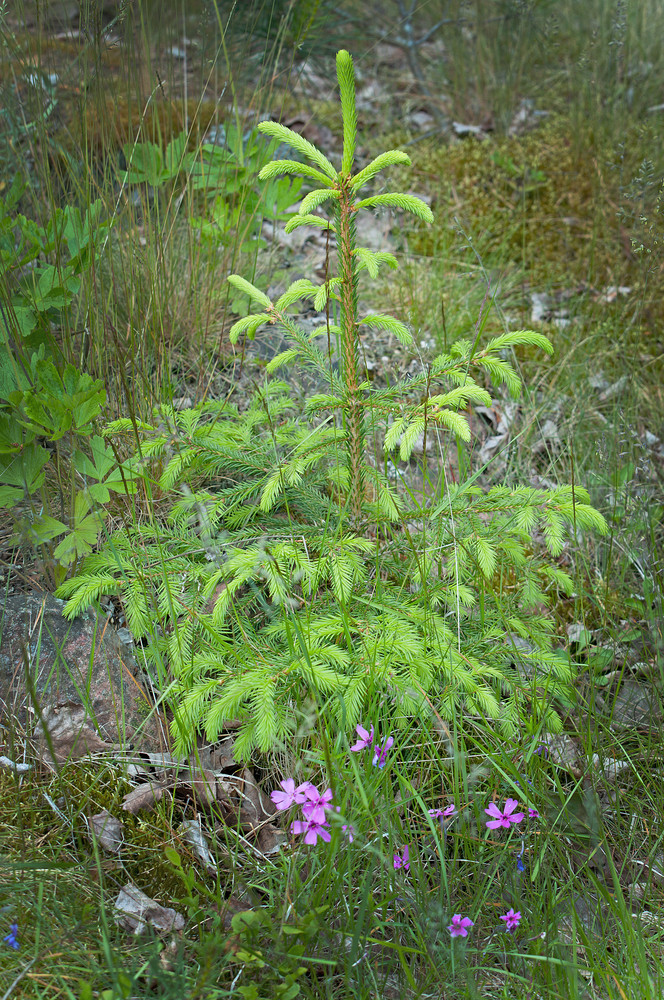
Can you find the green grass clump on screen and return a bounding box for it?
[2,710,664,999]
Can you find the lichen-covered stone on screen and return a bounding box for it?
[0,592,165,763]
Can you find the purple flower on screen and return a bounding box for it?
[534,743,549,759]
[271,778,311,811]
[372,736,394,768]
[291,818,332,845]
[485,798,525,830]
[302,786,334,824]
[514,776,533,787]
[350,724,374,752]
[393,846,410,871]
[429,803,457,821]
[448,914,474,938]
[516,847,525,873]
[528,807,540,819]
[500,908,522,932]
[342,824,355,842]
[3,924,19,950]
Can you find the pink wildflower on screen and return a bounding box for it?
[270,778,311,811]
[393,846,410,871]
[291,818,332,845]
[429,804,458,821]
[350,724,374,752]
[500,908,522,932]
[372,736,394,768]
[485,798,525,829]
[448,914,474,938]
[302,785,334,824]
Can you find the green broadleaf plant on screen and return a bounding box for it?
[0,190,109,363]
[0,358,139,583]
[56,51,607,757]
[119,125,303,262]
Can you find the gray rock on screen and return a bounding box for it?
[599,677,663,731]
[0,593,166,763]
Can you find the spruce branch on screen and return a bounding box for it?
[257,120,337,180]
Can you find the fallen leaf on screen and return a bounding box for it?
[238,767,276,830]
[89,810,124,853]
[196,736,237,771]
[143,752,179,769]
[114,883,185,935]
[215,777,238,821]
[218,895,254,932]
[38,703,115,767]
[531,418,561,455]
[478,432,508,465]
[122,782,166,814]
[567,623,592,646]
[178,818,218,874]
[283,111,334,152]
[257,822,288,855]
[185,768,218,808]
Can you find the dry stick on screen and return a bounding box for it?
[394,0,452,134]
[0,956,40,1000]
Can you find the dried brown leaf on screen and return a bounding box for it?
[114,883,185,935]
[178,818,218,874]
[218,895,253,932]
[186,768,218,808]
[38,703,115,767]
[89,809,124,853]
[257,822,287,855]
[238,767,275,830]
[121,782,166,814]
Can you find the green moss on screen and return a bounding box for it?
[407,116,658,289]
[0,762,228,909]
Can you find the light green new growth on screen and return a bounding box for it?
[337,49,357,176]
[351,150,411,188]
[248,49,435,519]
[257,120,337,180]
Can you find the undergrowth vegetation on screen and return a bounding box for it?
[0,2,663,998]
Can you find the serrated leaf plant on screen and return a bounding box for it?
[56,51,607,758]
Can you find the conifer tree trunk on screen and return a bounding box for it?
[336,175,364,521]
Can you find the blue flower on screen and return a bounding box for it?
[372,736,394,768]
[3,923,19,950]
